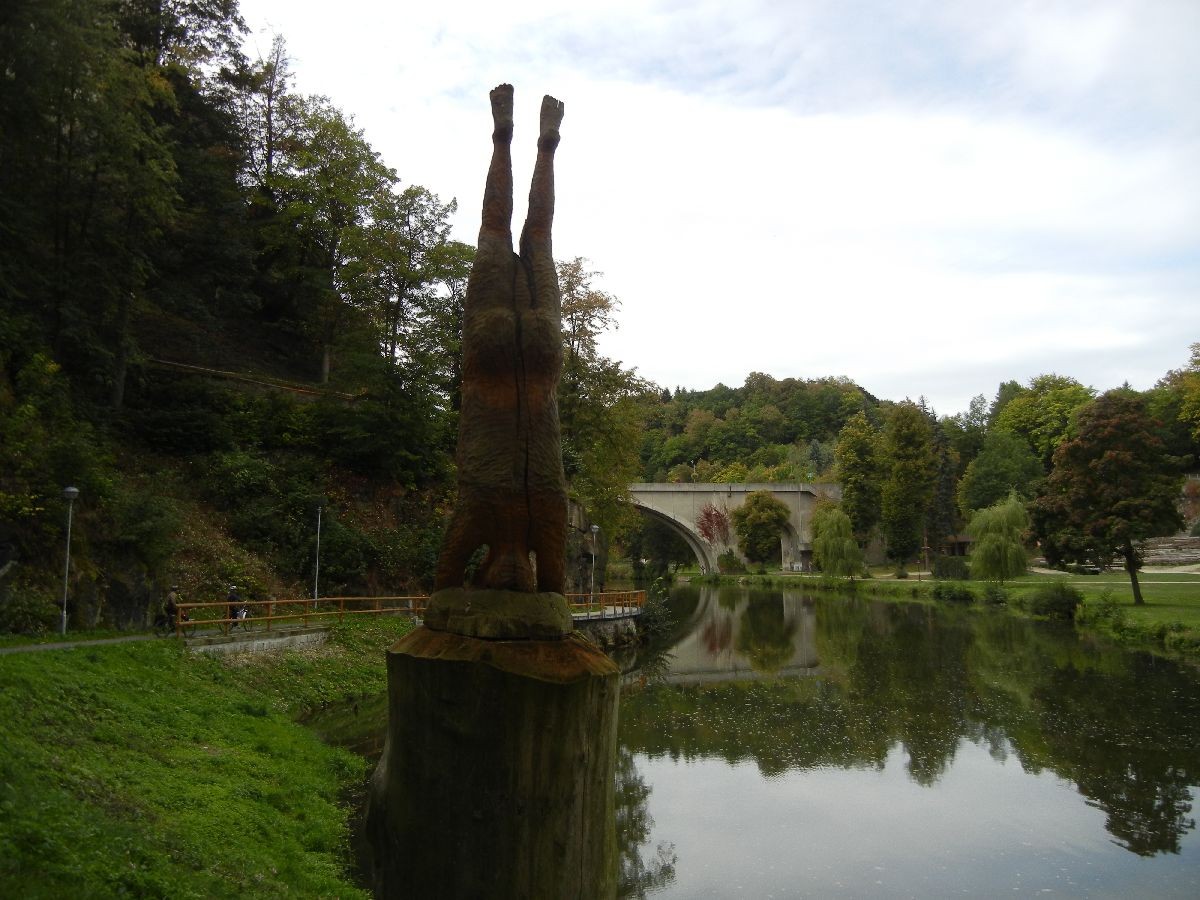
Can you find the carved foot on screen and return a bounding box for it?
[538,94,564,151]
[490,83,514,143]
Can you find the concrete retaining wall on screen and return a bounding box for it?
[187,626,329,656]
[187,618,640,656]
[575,615,639,650]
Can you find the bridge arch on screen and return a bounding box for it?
[628,482,840,572]
[631,503,717,572]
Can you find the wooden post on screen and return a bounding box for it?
[367,628,618,898]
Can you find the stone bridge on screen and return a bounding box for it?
[628,482,840,572]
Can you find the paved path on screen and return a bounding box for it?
[0,634,158,655]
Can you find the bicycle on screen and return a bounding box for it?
[229,604,252,632]
[153,611,186,637]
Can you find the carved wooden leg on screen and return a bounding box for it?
[518,94,562,260]
[434,504,487,592]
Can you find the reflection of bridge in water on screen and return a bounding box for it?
[657,587,821,685]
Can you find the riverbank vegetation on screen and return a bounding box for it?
[0,617,413,897]
[681,568,1200,660]
[628,356,1199,653]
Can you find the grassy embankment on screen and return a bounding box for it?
[0,617,414,898]
[679,565,1200,660]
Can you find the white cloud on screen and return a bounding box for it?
[238,0,1200,415]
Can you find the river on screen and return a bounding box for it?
[308,585,1200,897]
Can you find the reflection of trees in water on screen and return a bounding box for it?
[615,747,676,898]
[621,591,1200,856]
[1019,659,1200,856]
[735,593,796,674]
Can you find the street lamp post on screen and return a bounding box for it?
[60,486,79,636]
[589,523,600,606]
[313,499,325,606]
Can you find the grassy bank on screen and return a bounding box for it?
[0,617,414,898]
[685,569,1200,661]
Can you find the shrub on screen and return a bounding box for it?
[637,587,676,637]
[1074,589,1125,629]
[933,555,970,580]
[982,584,1009,606]
[931,582,976,604]
[0,581,59,634]
[1029,580,1082,620]
[717,550,746,575]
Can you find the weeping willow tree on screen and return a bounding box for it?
[811,502,864,578]
[967,493,1029,582]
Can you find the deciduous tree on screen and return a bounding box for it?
[696,502,731,550]
[834,412,883,541]
[811,503,863,577]
[957,430,1043,513]
[1031,391,1184,604]
[555,259,651,540]
[731,491,790,565]
[966,493,1029,583]
[880,401,936,567]
[994,374,1095,469]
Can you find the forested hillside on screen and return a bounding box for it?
[0,1,646,631]
[632,364,1200,579]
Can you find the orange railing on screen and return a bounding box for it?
[173,595,428,637]
[171,590,644,637]
[565,590,646,619]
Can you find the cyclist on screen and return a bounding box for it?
[226,584,242,629]
[164,585,188,625]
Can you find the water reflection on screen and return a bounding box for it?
[615,747,676,898]
[660,587,817,683]
[311,587,1200,896]
[621,586,1200,871]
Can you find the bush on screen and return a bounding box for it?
[982,584,1009,606]
[0,582,59,634]
[893,567,908,579]
[931,582,976,604]
[933,555,970,580]
[1029,580,1082,621]
[638,584,676,637]
[717,550,746,575]
[1075,589,1125,629]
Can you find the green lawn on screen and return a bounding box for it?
[1007,571,1200,629]
[0,616,414,898]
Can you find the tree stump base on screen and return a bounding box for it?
[366,625,619,899]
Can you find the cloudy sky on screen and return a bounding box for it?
[238,0,1199,416]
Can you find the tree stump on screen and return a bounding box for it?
[366,628,619,898]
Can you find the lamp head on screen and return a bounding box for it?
[62,486,79,502]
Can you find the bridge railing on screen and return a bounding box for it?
[565,590,646,619]
[173,595,428,637]
[173,590,645,636]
